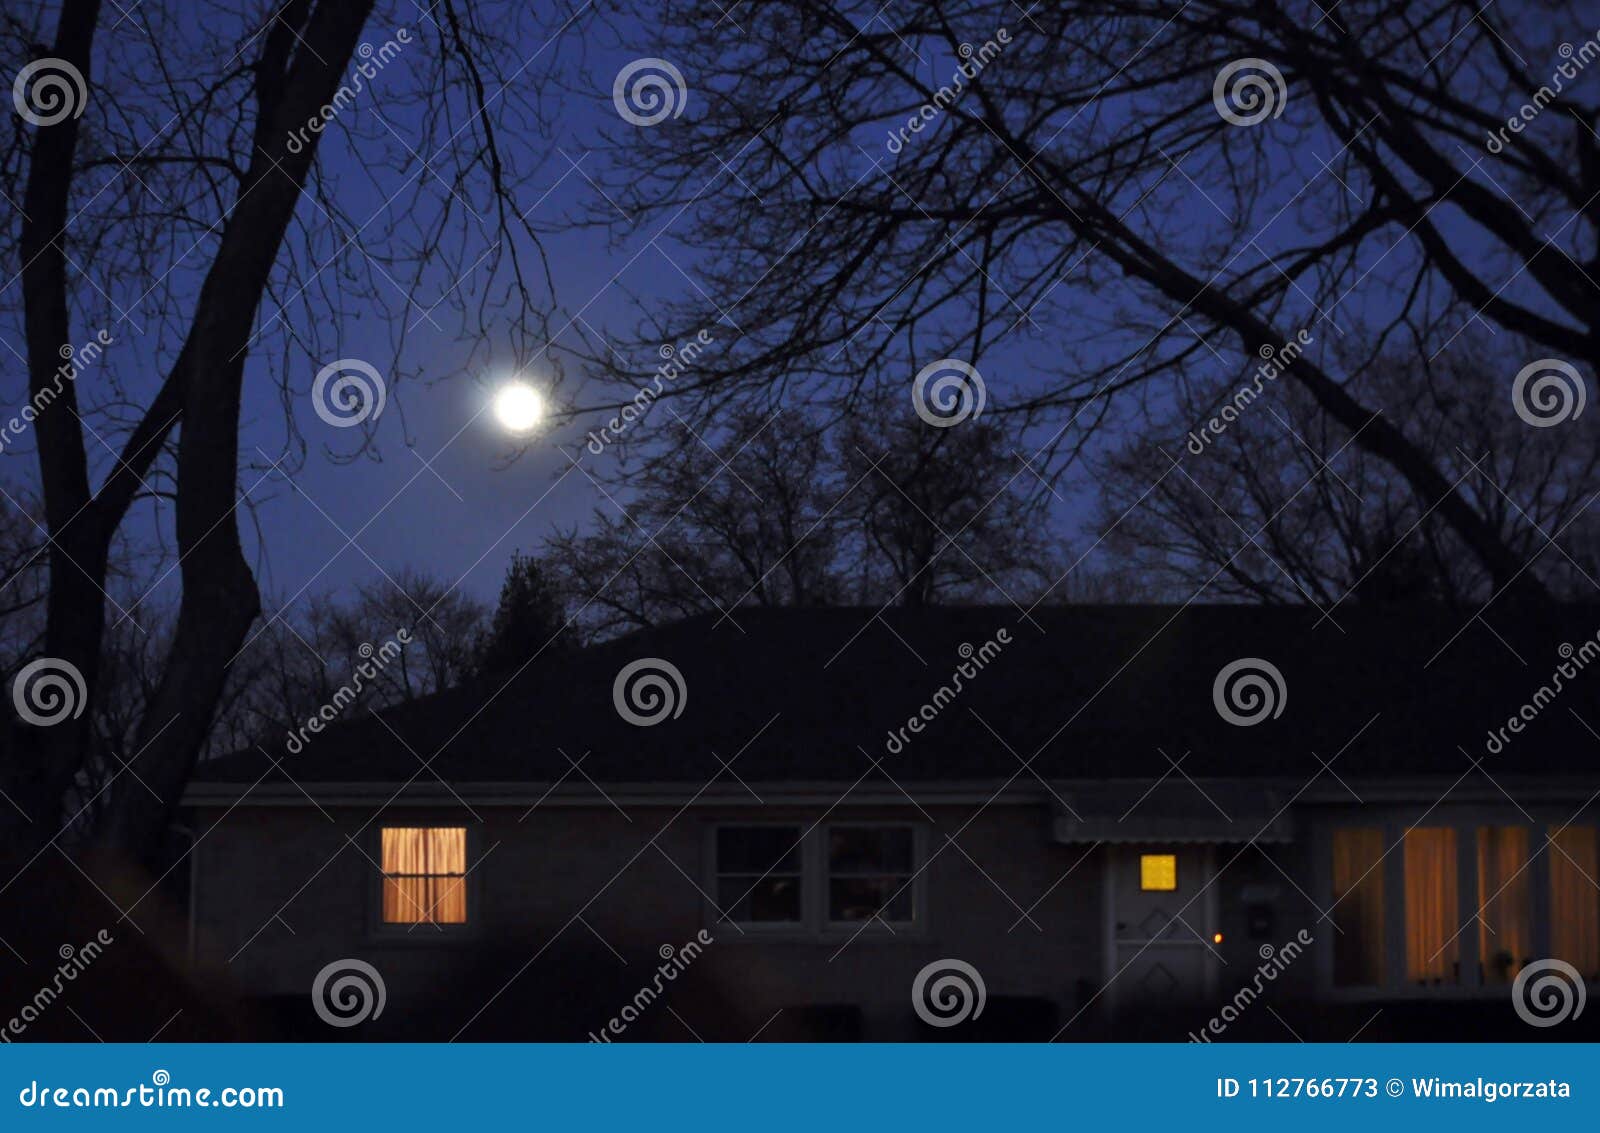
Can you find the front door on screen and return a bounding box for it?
[1107,845,1218,1011]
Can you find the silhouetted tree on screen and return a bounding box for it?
[204,569,489,757]
[1,1,568,861]
[1091,337,1600,605]
[839,408,1054,608]
[546,408,1058,635]
[588,0,1592,606]
[475,551,574,677]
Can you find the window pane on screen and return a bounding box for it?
[716,875,801,923]
[380,827,468,924]
[383,875,467,925]
[1139,854,1177,892]
[1404,827,1459,985]
[829,876,912,923]
[381,826,465,875]
[1333,828,1384,987]
[717,826,800,873]
[1550,826,1600,981]
[829,827,913,873]
[1476,826,1531,985]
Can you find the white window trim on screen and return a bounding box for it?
[823,821,924,932]
[704,821,809,935]
[704,820,928,938]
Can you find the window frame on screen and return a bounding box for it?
[704,820,928,937]
[823,821,923,932]
[707,821,809,934]
[367,823,482,941]
[1138,853,1178,892]
[1547,823,1600,984]
[1317,811,1600,999]
[1328,826,1386,990]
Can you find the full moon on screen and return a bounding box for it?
[492,382,544,433]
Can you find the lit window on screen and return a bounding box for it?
[1477,826,1531,985]
[1404,827,1459,985]
[715,826,803,925]
[1332,828,1384,987]
[380,827,467,925]
[1140,854,1177,891]
[1550,826,1600,982]
[828,826,916,924]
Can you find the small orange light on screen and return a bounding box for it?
[1213,932,1224,944]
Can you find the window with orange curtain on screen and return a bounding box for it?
[1476,827,1531,985]
[381,827,468,925]
[1332,829,1384,987]
[1404,827,1459,985]
[1549,826,1600,981]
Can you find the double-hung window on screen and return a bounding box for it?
[380,826,468,926]
[714,825,804,927]
[827,825,916,926]
[711,822,922,932]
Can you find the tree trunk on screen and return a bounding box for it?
[1,0,106,861]
[98,0,376,863]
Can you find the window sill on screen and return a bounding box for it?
[365,924,482,946]
[708,922,927,942]
[1319,982,1599,1000]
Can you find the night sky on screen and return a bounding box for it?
[2,5,1119,618]
[0,0,1536,621]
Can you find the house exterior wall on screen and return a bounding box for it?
[186,791,1600,1038]
[188,800,1111,1039]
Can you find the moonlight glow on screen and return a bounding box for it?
[492,382,544,433]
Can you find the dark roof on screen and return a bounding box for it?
[190,603,1600,790]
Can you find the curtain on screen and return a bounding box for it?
[1332,828,1384,986]
[1475,826,1530,984]
[381,827,468,924]
[1550,826,1600,980]
[1404,828,1459,984]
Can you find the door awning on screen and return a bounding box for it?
[1051,780,1294,844]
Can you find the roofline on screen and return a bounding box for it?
[181,779,1058,807]
[181,775,1600,808]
